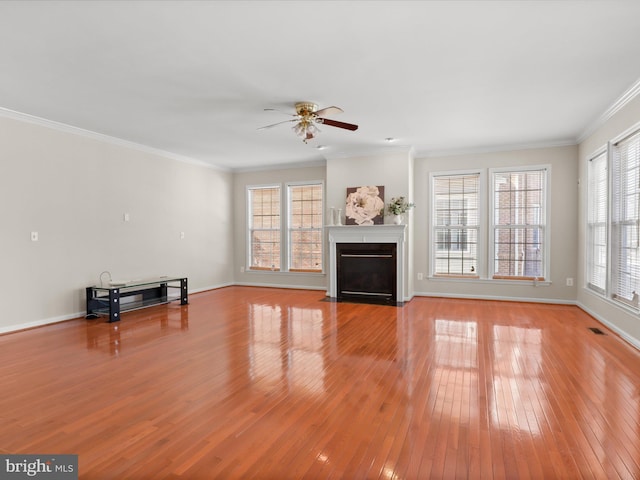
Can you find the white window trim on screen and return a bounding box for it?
[246,183,282,272]
[579,121,640,317]
[285,180,325,274]
[429,169,485,279]
[488,165,551,282]
[609,126,640,310]
[585,146,609,296]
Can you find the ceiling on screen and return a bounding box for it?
[2,1,640,171]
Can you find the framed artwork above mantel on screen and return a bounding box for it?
[345,185,384,225]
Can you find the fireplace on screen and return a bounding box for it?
[327,225,406,305]
[337,243,396,304]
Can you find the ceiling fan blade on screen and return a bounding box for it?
[264,108,298,117]
[257,119,297,130]
[314,106,343,117]
[318,118,359,131]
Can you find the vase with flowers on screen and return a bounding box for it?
[387,196,415,224]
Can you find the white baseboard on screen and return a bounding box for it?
[189,282,235,294]
[232,281,327,291]
[413,290,576,305]
[0,311,85,336]
[0,282,236,336]
[576,301,640,351]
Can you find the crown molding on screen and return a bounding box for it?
[0,106,228,171]
[232,158,327,173]
[323,144,415,161]
[416,138,576,159]
[577,76,640,144]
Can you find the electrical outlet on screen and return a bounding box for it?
[566,277,574,287]
[240,266,245,273]
[417,272,424,280]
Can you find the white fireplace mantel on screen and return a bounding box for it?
[327,224,407,301]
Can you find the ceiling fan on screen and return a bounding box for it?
[258,102,359,143]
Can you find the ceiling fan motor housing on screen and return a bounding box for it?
[295,102,318,117]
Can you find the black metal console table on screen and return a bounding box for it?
[86,276,188,322]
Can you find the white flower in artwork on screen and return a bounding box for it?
[345,186,384,225]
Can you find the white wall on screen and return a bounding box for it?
[413,145,579,303]
[577,94,640,348]
[325,148,414,222]
[0,116,234,333]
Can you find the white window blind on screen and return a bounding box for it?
[611,130,640,308]
[248,186,281,271]
[288,183,323,272]
[587,151,607,294]
[492,168,547,280]
[433,173,479,277]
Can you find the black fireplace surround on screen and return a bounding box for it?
[336,242,397,305]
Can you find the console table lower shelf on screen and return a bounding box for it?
[85,277,188,322]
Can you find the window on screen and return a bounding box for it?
[248,185,281,271]
[611,130,640,308]
[491,167,548,280]
[432,173,480,277]
[247,182,324,273]
[587,151,607,294]
[288,183,324,272]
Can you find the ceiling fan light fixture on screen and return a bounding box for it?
[307,122,319,135]
[293,116,320,143]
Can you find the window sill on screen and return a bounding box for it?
[246,269,325,276]
[583,286,640,316]
[612,293,640,310]
[493,275,546,282]
[428,276,552,286]
[433,274,480,280]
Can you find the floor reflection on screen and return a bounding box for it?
[248,303,327,395]
[429,317,545,436]
[337,313,399,360]
[85,306,189,356]
[491,325,544,435]
[435,319,478,369]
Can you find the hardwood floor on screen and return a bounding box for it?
[1,286,640,479]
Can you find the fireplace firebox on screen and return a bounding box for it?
[336,243,397,305]
[327,225,406,305]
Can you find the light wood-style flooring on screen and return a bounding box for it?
[1,286,640,479]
